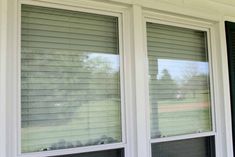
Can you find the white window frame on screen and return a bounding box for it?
[132,9,225,157]
[0,0,7,157]
[144,18,216,142]
[4,0,232,157]
[222,15,235,157]
[9,0,134,157]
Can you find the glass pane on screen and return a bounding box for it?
[152,137,215,157]
[147,23,212,138]
[55,149,124,157]
[21,5,122,153]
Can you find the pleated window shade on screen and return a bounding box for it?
[147,23,212,138]
[21,5,122,153]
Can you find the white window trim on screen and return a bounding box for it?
[4,0,233,157]
[131,5,151,157]
[0,0,7,157]
[17,2,127,155]
[134,9,227,157]
[220,15,235,157]
[143,16,216,141]
[7,0,135,157]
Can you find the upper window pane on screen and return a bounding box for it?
[21,5,122,153]
[147,23,212,138]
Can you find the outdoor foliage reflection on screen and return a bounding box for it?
[21,52,121,152]
[150,59,212,138]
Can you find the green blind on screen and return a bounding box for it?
[147,23,212,138]
[21,5,122,153]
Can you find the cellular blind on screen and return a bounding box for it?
[225,21,235,155]
[21,5,122,153]
[147,23,212,138]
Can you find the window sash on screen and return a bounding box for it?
[18,2,127,156]
[144,18,216,157]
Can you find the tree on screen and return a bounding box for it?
[155,69,178,100]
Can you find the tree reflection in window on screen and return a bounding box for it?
[150,59,211,138]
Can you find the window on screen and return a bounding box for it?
[14,1,224,157]
[146,22,215,156]
[21,4,125,156]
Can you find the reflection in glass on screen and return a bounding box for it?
[152,137,215,157]
[147,22,212,138]
[21,5,121,153]
[55,149,124,157]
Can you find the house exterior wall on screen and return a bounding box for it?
[1,0,235,157]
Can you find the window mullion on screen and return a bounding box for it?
[0,0,7,157]
[132,5,150,157]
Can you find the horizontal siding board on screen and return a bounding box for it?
[22,126,121,141]
[22,24,116,37]
[21,135,121,151]
[21,65,118,73]
[21,78,119,84]
[22,121,121,134]
[22,60,119,68]
[22,5,116,22]
[22,108,121,116]
[22,35,116,48]
[21,84,120,90]
[21,72,118,79]
[22,18,117,33]
[21,94,120,102]
[21,12,117,28]
[21,134,121,150]
[147,24,205,37]
[22,50,119,57]
[147,33,205,45]
[21,53,118,61]
[21,41,116,52]
[147,44,205,54]
[21,89,120,96]
[22,31,117,43]
[22,110,120,121]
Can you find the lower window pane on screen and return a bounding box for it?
[152,137,215,157]
[54,149,124,157]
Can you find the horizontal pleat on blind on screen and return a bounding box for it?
[151,137,215,157]
[147,23,212,138]
[21,5,121,153]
